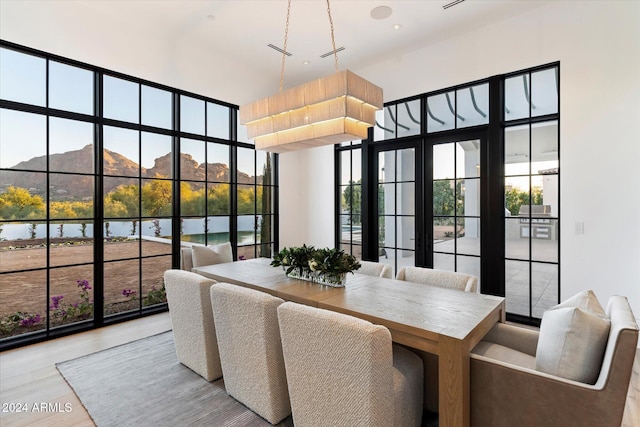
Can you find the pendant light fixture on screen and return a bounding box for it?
[240,0,383,153]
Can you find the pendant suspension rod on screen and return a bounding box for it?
[279,0,292,92]
[326,0,339,73]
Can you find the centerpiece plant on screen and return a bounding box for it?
[271,244,361,287]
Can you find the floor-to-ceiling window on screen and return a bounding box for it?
[337,64,559,325]
[0,41,277,348]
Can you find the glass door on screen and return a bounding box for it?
[430,139,482,282]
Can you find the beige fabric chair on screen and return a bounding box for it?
[179,242,233,271]
[470,296,638,427]
[163,269,222,381]
[358,260,393,279]
[277,301,423,427]
[395,265,479,413]
[210,283,291,424]
[395,265,478,293]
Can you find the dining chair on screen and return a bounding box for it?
[163,269,222,381]
[277,301,423,427]
[395,265,479,414]
[395,265,478,293]
[210,283,291,424]
[357,260,393,279]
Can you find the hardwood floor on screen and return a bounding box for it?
[1,313,638,427]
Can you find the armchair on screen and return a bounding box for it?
[470,296,638,427]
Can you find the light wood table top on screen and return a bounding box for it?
[193,258,505,427]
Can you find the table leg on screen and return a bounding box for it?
[438,336,470,427]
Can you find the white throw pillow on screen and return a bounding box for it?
[191,243,233,268]
[535,290,610,384]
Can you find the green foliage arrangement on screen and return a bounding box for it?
[271,244,361,277]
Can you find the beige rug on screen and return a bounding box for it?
[56,331,293,427]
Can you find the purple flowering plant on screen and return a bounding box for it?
[50,279,93,321]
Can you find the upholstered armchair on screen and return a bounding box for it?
[277,302,423,427]
[163,269,222,381]
[470,295,638,427]
[357,260,393,279]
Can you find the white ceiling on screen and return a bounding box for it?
[1,0,548,102]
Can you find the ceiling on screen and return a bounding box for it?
[1,0,548,101]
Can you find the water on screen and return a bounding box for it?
[181,231,256,246]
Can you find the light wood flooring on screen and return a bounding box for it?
[1,312,638,427]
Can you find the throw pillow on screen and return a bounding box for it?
[191,242,233,268]
[535,290,610,384]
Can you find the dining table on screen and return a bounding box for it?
[192,257,505,427]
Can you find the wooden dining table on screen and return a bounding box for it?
[192,257,505,427]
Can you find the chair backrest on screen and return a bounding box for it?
[163,269,221,381]
[277,302,395,427]
[396,266,478,293]
[358,260,393,279]
[180,242,233,271]
[595,296,639,390]
[210,283,290,424]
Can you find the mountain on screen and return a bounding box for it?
[2,144,258,200]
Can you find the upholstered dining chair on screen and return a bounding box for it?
[179,241,233,271]
[277,301,423,427]
[470,294,638,427]
[210,283,291,425]
[163,269,222,381]
[395,265,478,293]
[357,260,393,279]
[395,265,479,413]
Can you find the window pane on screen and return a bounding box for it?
[238,215,256,245]
[505,176,530,216]
[103,126,139,176]
[180,138,205,181]
[531,67,558,117]
[532,262,558,318]
[505,217,528,260]
[103,75,139,123]
[181,182,205,216]
[142,85,172,129]
[104,178,139,218]
[397,182,415,215]
[373,109,391,141]
[0,171,47,220]
[207,142,230,182]
[505,124,530,176]
[457,255,480,283]
[0,228,47,271]
[434,253,454,271]
[50,173,94,217]
[426,91,455,133]
[49,61,93,114]
[505,260,529,316]
[504,74,529,121]
[207,102,230,139]
[457,83,489,128]
[237,147,255,183]
[531,121,558,170]
[50,266,94,326]
[50,233,93,266]
[141,230,172,257]
[0,270,47,338]
[0,48,46,106]
[207,183,230,215]
[142,218,172,244]
[237,184,255,214]
[398,216,415,250]
[458,217,480,256]
[180,95,205,135]
[433,217,455,254]
[397,100,421,138]
[433,144,454,180]
[50,118,94,173]
[207,216,230,242]
[104,259,139,317]
[457,140,480,179]
[180,217,206,244]
[142,255,170,306]
[0,109,46,169]
[433,180,455,216]
[237,110,251,144]
[141,179,172,217]
[141,132,172,178]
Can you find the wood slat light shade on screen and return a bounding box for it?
[240,70,383,153]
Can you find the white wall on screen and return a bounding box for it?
[282,1,640,329]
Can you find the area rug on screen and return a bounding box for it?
[56,331,293,427]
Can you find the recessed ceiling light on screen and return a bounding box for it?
[392,24,403,30]
[370,5,393,20]
[303,60,310,65]
[207,14,216,20]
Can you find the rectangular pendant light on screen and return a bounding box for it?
[240,70,383,153]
